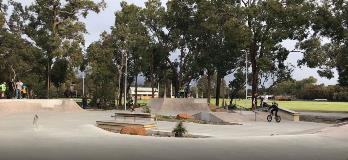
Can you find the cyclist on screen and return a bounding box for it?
[268,102,279,117]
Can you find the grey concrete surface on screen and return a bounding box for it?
[0,110,347,160]
[148,98,210,116]
[300,111,348,119]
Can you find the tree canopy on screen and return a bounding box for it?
[1,0,347,107]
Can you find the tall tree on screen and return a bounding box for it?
[112,1,149,105]
[188,0,247,105]
[51,58,69,96]
[298,0,348,86]
[165,0,200,96]
[87,32,118,108]
[240,0,314,109]
[144,0,197,98]
[229,69,246,104]
[10,0,105,98]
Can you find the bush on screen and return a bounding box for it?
[172,121,187,137]
[142,106,151,113]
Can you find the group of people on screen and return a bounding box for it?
[0,79,31,99]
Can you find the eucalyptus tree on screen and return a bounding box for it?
[143,0,173,98]
[165,0,202,97]
[185,0,247,105]
[9,0,106,98]
[229,69,246,104]
[51,58,69,96]
[112,1,150,105]
[143,0,196,97]
[297,0,348,86]
[0,1,45,95]
[240,0,314,109]
[87,32,118,108]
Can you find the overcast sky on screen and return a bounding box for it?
[8,0,339,85]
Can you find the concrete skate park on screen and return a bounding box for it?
[0,99,347,160]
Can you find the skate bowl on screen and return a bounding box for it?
[0,99,83,116]
[193,109,299,124]
[148,98,211,116]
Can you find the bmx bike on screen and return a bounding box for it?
[267,113,281,123]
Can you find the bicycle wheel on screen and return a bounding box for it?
[275,116,281,123]
[267,115,272,122]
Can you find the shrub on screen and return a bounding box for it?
[172,121,187,137]
[142,106,151,113]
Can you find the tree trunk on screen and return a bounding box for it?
[215,72,221,107]
[207,71,212,104]
[118,76,124,106]
[174,78,179,98]
[47,57,51,99]
[151,50,155,98]
[151,75,154,98]
[222,81,225,106]
[164,80,167,99]
[251,40,258,110]
[56,86,58,98]
[135,74,138,105]
[118,73,121,107]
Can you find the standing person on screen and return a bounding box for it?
[0,82,6,99]
[6,81,12,98]
[96,98,100,109]
[15,80,23,99]
[82,96,88,109]
[29,89,34,99]
[8,79,15,98]
[264,95,269,103]
[22,83,28,99]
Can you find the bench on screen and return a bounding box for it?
[112,112,155,122]
[314,99,328,101]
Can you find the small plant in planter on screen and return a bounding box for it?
[172,121,187,137]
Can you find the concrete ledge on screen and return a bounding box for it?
[278,108,300,121]
[96,120,156,133]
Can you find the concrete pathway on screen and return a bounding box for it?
[0,111,347,160]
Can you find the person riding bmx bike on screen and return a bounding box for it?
[267,102,281,122]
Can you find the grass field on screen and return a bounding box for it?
[214,99,348,112]
[141,98,348,112]
[74,98,348,112]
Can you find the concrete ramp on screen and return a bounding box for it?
[0,99,83,116]
[148,98,210,116]
[193,111,268,124]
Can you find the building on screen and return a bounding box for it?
[129,87,159,100]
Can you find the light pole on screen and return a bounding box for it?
[124,51,128,111]
[244,50,248,100]
[82,71,85,97]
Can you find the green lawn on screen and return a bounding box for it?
[216,99,348,112]
[73,98,348,112]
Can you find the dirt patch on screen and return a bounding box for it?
[120,126,147,136]
[176,113,193,120]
